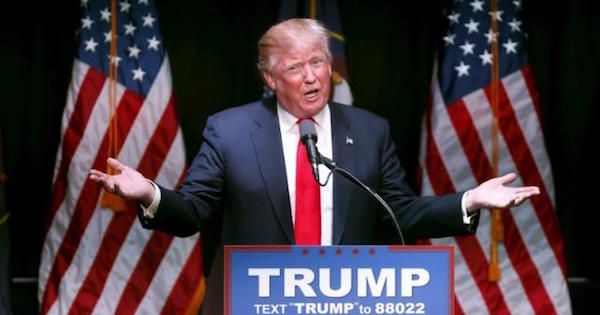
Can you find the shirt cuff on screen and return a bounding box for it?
[140,181,161,219]
[461,190,476,224]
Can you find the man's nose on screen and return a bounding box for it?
[303,64,316,83]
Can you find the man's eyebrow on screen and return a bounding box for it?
[284,61,301,68]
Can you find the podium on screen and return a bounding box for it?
[224,245,454,315]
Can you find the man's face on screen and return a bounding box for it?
[263,46,332,118]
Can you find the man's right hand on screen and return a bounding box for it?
[89,157,155,207]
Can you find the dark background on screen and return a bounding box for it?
[1,0,599,314]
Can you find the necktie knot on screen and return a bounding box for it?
[296,117,317,125]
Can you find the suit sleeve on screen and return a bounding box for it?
[376,120,479,242]
[138,115,226,237]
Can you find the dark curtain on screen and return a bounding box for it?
[1,161,9,315]
[1,0,598,313]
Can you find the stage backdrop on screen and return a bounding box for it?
[1,0,599,313]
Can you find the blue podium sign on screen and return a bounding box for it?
[224,245,454,315]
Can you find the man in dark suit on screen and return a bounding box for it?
[90,18,539,314]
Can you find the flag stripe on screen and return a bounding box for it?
[58,57,172,313]
[40,85,126,313]
[449,94,551,310]
[462,86,569,314]
[461,89,542,314]
[430,83,477,191]
[453,238,509,313]
[486,82,568,313]
[433,70,536,313]
[160,239,204,315]
[114,98,181,315]
[424,103,454,195]
[154,128,185,188]
[424,104,536,313]
[494,238,536,314]
[42,87,139,314]
[40,77,127,301]
[140,234,199,315]
[424,96,491,314]
[520,67,543,128]
[445,99,493,182]
[136,95,179,179]
[44,66,105,239]
[41,83,120,313]
[66,203,138,315]
[476,213,534,315]
[41,89,145,314]
[69,90,177,314]
[503,70,555,207]
[502,212,557,314]
[136,155,197,314]
[429,85,498,315]
[444,85,556,314]
[431,79,542,314]
[425,94,512,314]
[115,233,174,315]
[117,58,175,169]
[82,62,181,314]
[53,61,92,184]
[423,173,490,315]
[485,83,567,276]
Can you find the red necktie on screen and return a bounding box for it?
[294,127,321,245]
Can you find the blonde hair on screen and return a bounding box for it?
[257,18,331,74]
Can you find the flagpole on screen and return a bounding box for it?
[489,0,503,282]
[101,0,127,211]
[109,0,118,161]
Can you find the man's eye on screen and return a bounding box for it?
[287,65,301,73]
[311,59,323,66]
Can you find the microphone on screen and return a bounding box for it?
[298,119,320,183]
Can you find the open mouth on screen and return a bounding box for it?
[304,88,319,100]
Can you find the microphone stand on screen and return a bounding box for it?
[319,155,406,245]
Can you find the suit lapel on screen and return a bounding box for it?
[330,104,354,245]
[250,100,295,244]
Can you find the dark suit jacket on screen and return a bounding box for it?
[139,98,478,313]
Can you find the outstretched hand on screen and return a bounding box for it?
[89,158,155,206]
[465,173,540,214]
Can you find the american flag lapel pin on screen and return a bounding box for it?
[345,137,353,145]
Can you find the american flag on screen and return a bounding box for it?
[418,0,571,314]
[38,0,204,314]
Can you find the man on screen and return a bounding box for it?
[90,18,539,313]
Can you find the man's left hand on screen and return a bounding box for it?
[464,173,540,214]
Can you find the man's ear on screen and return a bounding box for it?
[263,71,276,91]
